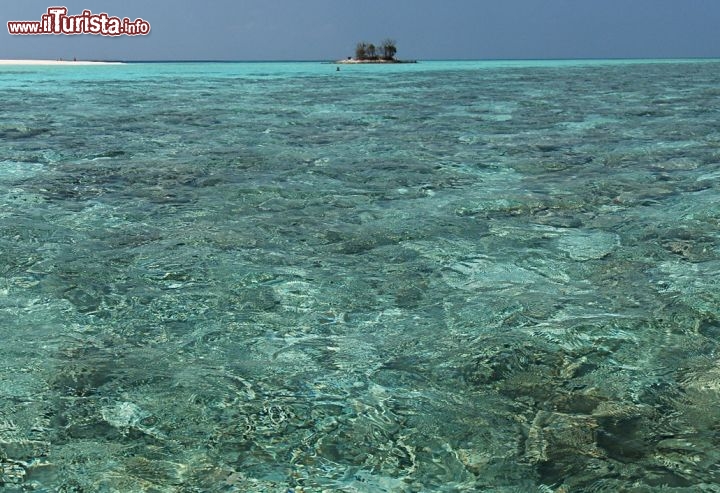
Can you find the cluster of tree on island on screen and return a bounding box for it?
[354,39,398,61]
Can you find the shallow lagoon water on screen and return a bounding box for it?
[1,59,720,491]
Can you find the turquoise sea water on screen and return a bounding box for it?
[1,59,719,491]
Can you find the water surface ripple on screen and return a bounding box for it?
[1,60,719,491]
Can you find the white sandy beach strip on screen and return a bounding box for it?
[0,59,123,66]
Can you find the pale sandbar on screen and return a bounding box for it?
[0,59,123,66]
[335,59,416,64]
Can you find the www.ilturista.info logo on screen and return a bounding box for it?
[7,7,150,36]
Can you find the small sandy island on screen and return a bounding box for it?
[0,59,123,66]
[335,59,416,64]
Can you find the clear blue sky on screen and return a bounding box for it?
[2,0,719,61]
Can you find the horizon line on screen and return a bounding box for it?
[119,55,720,63]
[2,56,719,64]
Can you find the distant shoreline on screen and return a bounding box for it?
[0,59,123,66]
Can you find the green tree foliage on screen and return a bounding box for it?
[381,39,397,60]
[354,39,397,60]
[355,42,368,60]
